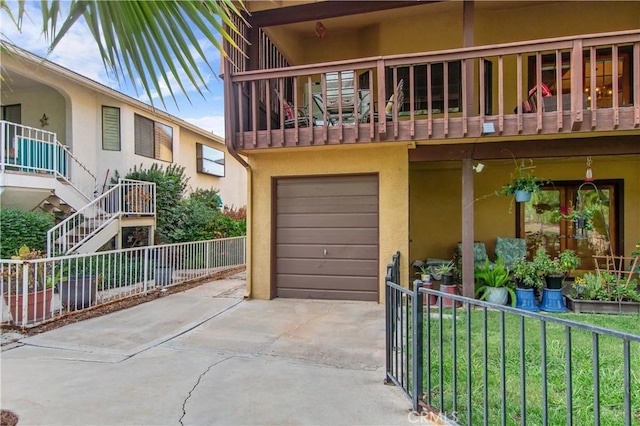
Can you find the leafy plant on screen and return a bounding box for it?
[3,245,52,292]
[474,257,516,305]
[533,248,579,276]
[571,272,640,302]
[561,204,599,231]
[500,160,546,196]
[511,257,543,289]
[0,208,55,259]
[433,261,457,277]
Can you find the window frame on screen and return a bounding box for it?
[196,143,225,177]
[134,113,173,162]
[102,106,121,151]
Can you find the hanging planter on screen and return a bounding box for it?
[500,160,545,203]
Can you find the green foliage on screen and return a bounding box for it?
[0,208,55,258]
[433,260,457,277]
[475,257,510,288]
[572,272,640,302]
[500,159,546,196]
[533,248,579,276]
[189,188,222,211]
[511,257,543,289]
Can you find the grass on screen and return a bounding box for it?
[421,308,640,425]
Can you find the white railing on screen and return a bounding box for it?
[1,237,246,327]
[0,120,97,201]
[47,179,156,256]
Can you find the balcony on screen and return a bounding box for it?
[225,30,640,151]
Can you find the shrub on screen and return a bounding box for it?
[0,209,55,258]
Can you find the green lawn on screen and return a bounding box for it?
[422,308,640,425]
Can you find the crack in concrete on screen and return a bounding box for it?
[179,356,232,426]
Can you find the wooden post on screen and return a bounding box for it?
[461,157,475,299]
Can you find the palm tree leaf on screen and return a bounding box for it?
[38,0,246,107]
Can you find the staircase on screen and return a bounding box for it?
[0,120,157,257]
[47,179,156,256]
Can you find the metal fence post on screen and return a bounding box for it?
[384,264,392,384]
[412,279,424,413]
[143,247,149,295]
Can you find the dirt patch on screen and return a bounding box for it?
[1,266,245,338]
[0,410,19,426]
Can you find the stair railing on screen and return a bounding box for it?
[47,179,156,256]
[1,120,97,202]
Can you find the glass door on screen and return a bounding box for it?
[520,182,616,271]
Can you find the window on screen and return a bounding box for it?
[134,114,173,162]
[517,180,622,271]
[1,104,21,123]
[102,106,120,151]
[528,47,634,108]
[386,62,462,113]
[196,143,225,177]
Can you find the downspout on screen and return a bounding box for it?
[222,54,253,299]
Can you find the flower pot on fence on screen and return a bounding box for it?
[59,276,99,311]
[515,288,540,312]
[440,284,461,308]
[3,288,53,324]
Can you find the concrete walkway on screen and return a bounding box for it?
[1,272,414,425]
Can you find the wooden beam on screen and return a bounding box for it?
[409,135,640,162]
[248,1,439,28]
[461,157,475,300]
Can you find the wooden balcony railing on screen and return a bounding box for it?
[225,30,640,151]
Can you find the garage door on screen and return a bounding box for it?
[275,175,379,301]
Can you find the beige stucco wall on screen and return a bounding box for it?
[409,154,640,264]
[246,143,410,302]
[1,53,247,207]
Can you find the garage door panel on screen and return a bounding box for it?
[277,258,378,276]
[277,275,378,292]
[277,244,378,259]
[276,175,378,301]
[277,287,378,301]
[277,213,378,228]
[277,228,378,245]
[278,180,377,198]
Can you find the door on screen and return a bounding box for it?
[275,175,379,301]
[519,181,618,270]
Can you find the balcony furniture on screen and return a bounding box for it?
[358,79,405,123]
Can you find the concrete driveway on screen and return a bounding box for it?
[1,272,414,425]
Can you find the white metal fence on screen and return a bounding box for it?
[1,237,246,327]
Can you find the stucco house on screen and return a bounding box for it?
[1,41,247,252]
[222,1,640,302]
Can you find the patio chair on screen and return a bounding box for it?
[358,79,404,123]
[494,237,527,268]
[275,89,314,128]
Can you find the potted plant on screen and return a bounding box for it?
[561,204,598,240]
[533,248,579,312]
[511,257,543,311]
[474,257,515,306]
[414,265,431,283]
[3,245,54,323]
[500,160,545,202]
[566,271,640,314]
[433,260,461,308]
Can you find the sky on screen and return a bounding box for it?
[1,1,226,137]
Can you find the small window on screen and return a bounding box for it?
[197,143,225,177]
[1,104,21,124]
[102,106,121,151]
[134,114,173,161]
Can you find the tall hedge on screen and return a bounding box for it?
[0,208,55,258]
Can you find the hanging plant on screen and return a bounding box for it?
[500,159,546,202]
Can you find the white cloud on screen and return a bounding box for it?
[184,115,226,138]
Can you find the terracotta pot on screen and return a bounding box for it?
[3,288,53,324]
[440,284,461,308]
[422,282,437,306]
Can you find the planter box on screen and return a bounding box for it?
[566,296,640,314]
[59,276,99,311]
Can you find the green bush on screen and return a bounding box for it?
[0,208,55,258]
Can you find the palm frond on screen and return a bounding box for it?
[33,0,246,108]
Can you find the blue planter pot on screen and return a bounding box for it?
[540,288,568,313]
[515,288,539,312]
[514,190,532,202]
